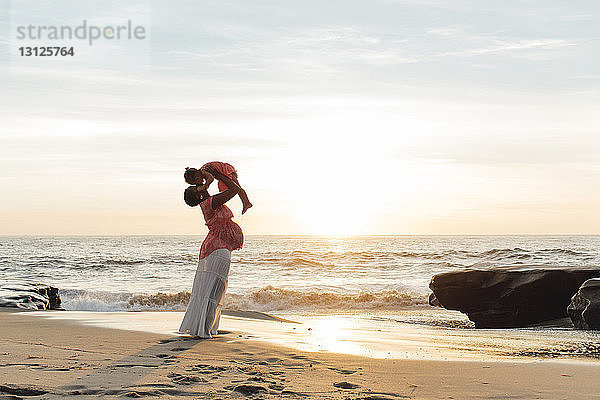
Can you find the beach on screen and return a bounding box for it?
[4,0,600,397]
[2,309,600,399]
[4,236,600,398]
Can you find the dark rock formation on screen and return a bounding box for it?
[0,282,62,310]
[428,292,441,307]
[429,266,600,328]
[567,278,600,330]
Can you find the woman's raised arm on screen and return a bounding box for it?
[204,164,241,209]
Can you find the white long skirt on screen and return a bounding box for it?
[179,248,231,338]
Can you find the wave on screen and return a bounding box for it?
[225,286,427,311]
[538,248,586,256]
[282,257,336,269]
[60,289,135,311]
[14,247,589,274]
[280,248,588,262]
[61,286,428,312]
[477,248,588,261]
[479,248,531,261]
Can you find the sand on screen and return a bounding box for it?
[1,309,600,399]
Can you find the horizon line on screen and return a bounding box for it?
[1,233,599,238]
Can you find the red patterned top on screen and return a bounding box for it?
[198,196,244,260]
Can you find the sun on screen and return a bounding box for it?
[286,133,376,236]
[307,200,366,236]
[274,110,418,236]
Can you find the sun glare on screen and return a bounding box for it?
[286,124,380,235]
[303,316,363,355]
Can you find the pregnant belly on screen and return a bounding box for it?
[212,221,244,251]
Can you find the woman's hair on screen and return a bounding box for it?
[184,167,198,185]
[184,186,203,207]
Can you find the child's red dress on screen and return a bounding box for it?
[202,161,237,192]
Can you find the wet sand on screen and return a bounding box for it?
[2,309,600,399]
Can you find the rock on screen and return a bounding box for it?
[429,266,600,328]
[428,292,441,307]
[0,282,62,310]
[567,278,600,330]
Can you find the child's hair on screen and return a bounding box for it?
[184,167,199,185]
[184,186,202,207]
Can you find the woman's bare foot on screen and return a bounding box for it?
[242,202,253,214]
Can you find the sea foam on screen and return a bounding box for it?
[60,286,428,312]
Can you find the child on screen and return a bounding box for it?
[184,161,253,214]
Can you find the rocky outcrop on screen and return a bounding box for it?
[0,282,62,310]
[428,292,441,307]
[429,266,600,328]
[567,278,600,330]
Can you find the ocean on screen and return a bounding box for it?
[3,235,600,315]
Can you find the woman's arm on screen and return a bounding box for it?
[204,164,241,209]
[195,170,215,191]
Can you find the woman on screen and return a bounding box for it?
[179,164,244,338]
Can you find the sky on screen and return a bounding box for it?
[1,0,599,235]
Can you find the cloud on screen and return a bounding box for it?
[426,26,470,37]
[285,26,381,46]
[449,39,577,56]
[399,133,600,166]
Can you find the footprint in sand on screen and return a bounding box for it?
[155,354,177,365]
[169,347,190,352]
[167,373,206,385]
[0,384,48,397]
[289,354,309,360]
[333,381,361,389]
[225,384,268,396]
[125,383,176,389]
[246,376,277,384]
[187,364,226,374]
[328,367,357,375]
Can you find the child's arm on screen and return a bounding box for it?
[195,170,215,191]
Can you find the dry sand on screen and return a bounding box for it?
[1,309,599,399]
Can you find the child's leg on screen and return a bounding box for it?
[231,172,252,214]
